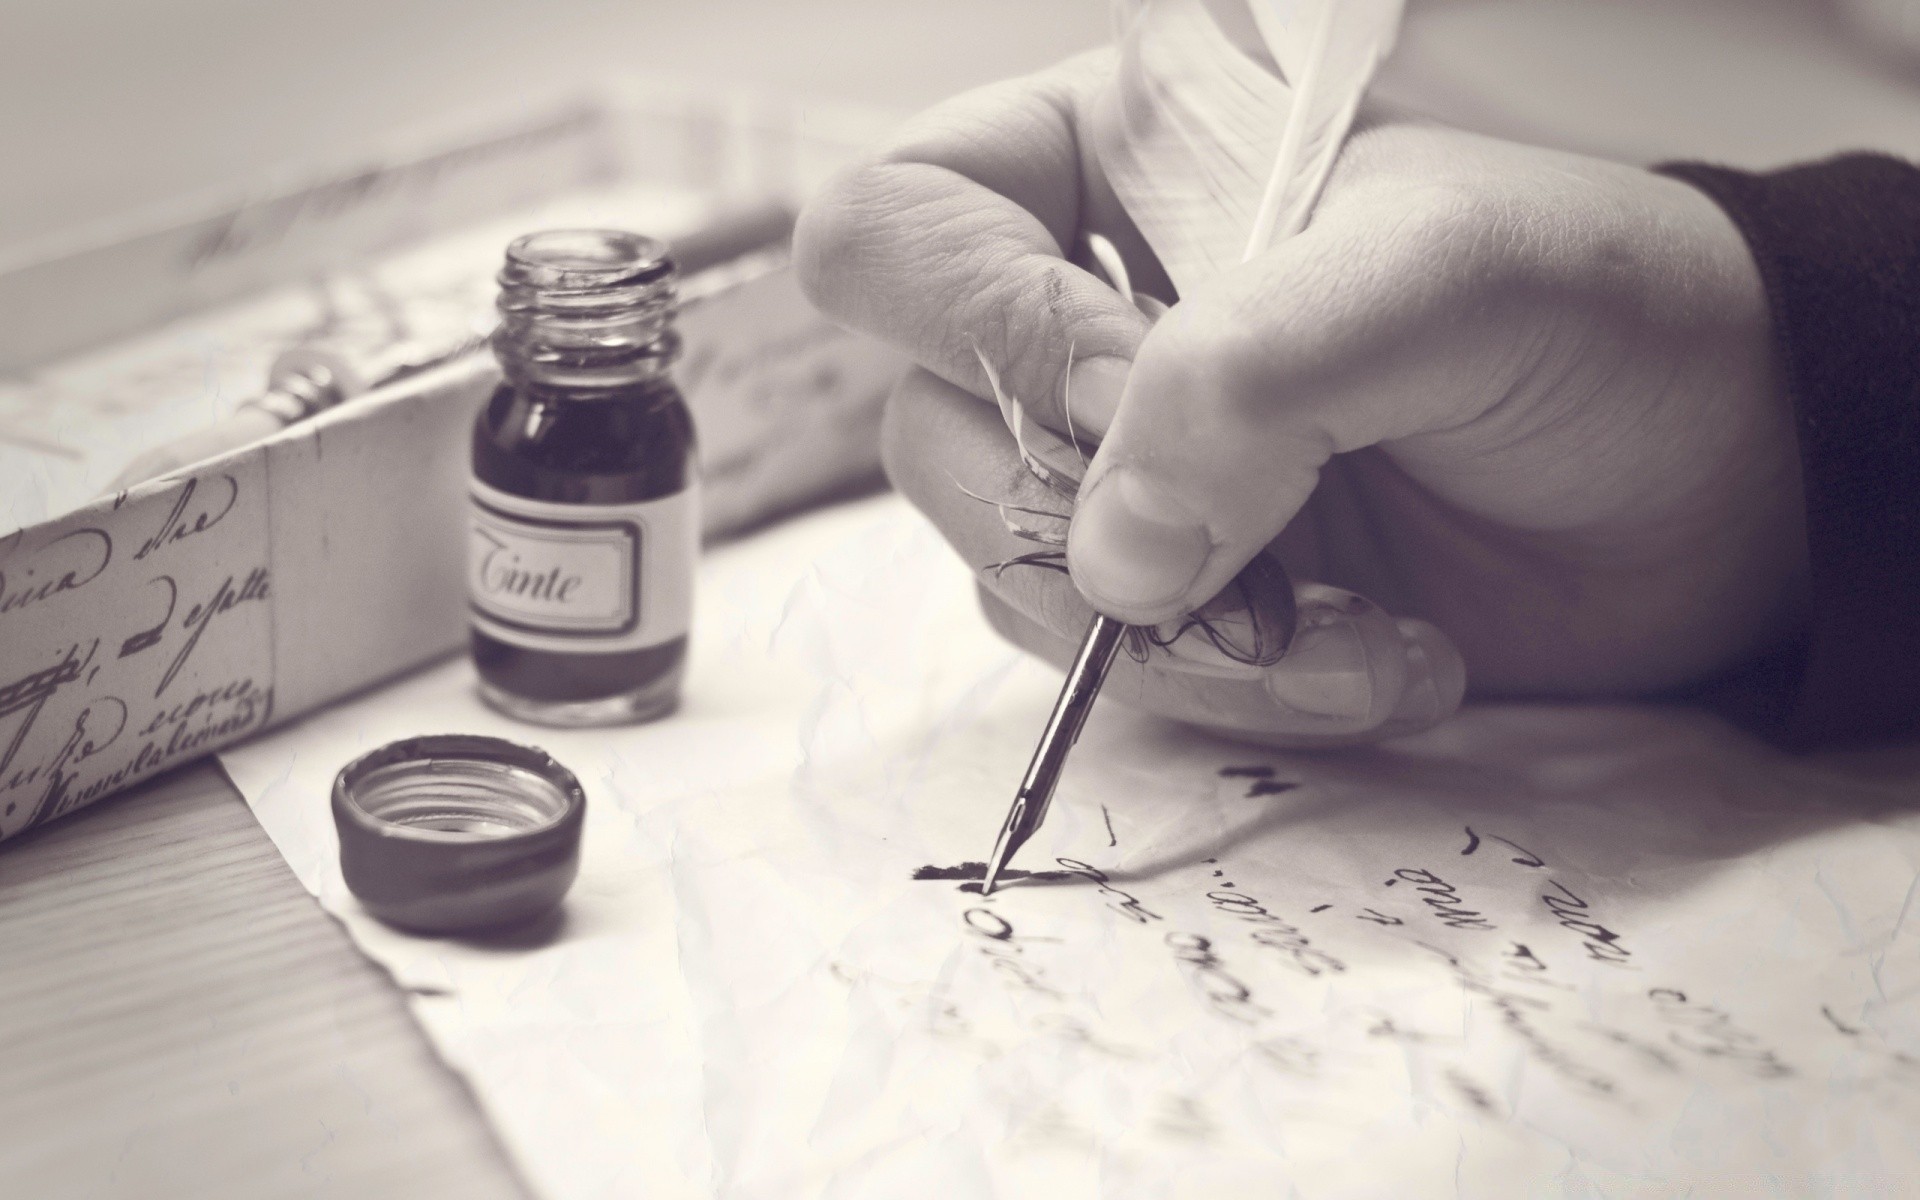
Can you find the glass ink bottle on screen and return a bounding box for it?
[469,230,698,726]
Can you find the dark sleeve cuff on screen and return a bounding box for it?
[1656,155,1920,749]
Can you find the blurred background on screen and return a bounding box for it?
[0,0,1110,256]
[3,0,1918,263]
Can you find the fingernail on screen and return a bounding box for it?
[1068,468,1212,615]
[1064,356,1130,431]
[1381,618,1466,731]
[1265,621,1373,720]
[1385,640,1443,728]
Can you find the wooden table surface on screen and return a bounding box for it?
[0,761,529,1200]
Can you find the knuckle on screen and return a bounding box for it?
[1378,182,1503,283]
[792,162,928,319]
[1137,296,1293,438]
[791,171,864,309]
[1141,299,1245,391]
[985,262,1081,402]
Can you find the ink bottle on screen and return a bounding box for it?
[469,230,698,726]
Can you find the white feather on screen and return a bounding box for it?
[1093,0,1404,297]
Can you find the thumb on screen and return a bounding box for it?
[1065,216,1483,624]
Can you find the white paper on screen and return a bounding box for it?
[222,493,1920,1198]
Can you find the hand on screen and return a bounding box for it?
[795,54,1808,744]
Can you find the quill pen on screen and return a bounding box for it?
[1098,0,1406,296]
[978,0,1405,894]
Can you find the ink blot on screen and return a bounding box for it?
[1310,904,1332,913]
[913,862,1078,893]
[1246,780,1298,798]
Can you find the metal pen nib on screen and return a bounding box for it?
[980,613,1128,895]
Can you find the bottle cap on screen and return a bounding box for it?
[332,734,586,934]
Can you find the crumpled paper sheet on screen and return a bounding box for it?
[222,493,1920,1198]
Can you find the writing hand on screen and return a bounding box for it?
[797,55,1805,742]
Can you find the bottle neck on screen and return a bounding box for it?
[492,229,681,390]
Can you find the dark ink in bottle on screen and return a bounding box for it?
[469,230,698,725]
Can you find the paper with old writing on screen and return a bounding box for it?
[1,464,278,838]
[222,494,1920,1197]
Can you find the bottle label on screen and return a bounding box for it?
[468,479,698,654]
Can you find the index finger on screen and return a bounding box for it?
[794,52,1154,436]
